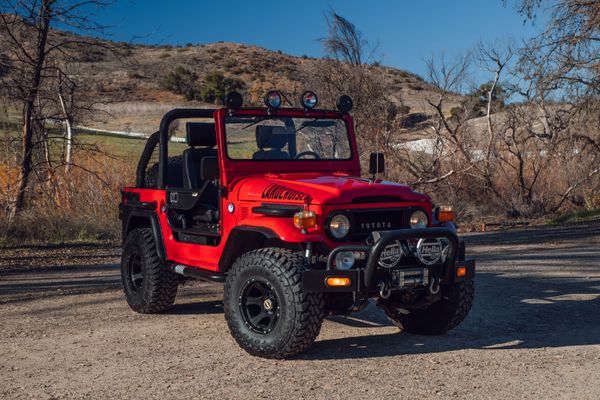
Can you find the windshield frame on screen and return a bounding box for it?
[222,111,354,162]
[214,108,361,188]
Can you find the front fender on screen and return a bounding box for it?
[237,216,323,242]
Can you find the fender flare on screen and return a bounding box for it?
[123,209,167,260]
[218,225,280,272]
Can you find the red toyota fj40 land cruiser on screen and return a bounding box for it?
[119,90,475,358]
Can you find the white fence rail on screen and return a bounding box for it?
[75,125,186,143]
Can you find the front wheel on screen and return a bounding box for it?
[223,248,325,359]
[378,279,474,335]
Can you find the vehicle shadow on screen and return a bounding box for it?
[0,264,122,304]
[169,299,224,315]
[302,271,600,360]
[463,223,600,247]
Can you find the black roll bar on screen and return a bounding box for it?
[157,108,216,189]
[135,131,160,188]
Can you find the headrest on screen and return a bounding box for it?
[255,126,291,150]
[200,156,219,180]
[186,122,216,147]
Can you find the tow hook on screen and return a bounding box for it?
[428,277,440,295]
[379,281,391,299]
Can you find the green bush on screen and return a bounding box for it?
[199,71,246,104]
[161,66,199,101]
[162,68,246,103]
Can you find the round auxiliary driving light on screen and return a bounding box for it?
[224,91,243,109]
[335,251,355,270]
[301,90,318,109]
[264,90,282,109]
[409,210,428,229]
[329,214,350,239]
[336,94,353,113]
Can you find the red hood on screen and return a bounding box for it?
[234,173,430,205]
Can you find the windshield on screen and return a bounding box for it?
[224,116,352,160]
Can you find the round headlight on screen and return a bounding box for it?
[301,91,318,109]
[335,251,355,270]
[329,214,350,239]
[409,210,428,229]
[264,90,282,108]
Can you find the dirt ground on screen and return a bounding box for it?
[1,223,599,400]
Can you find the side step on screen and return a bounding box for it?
[171,264,226,282]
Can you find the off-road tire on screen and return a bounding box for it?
[144,155,183,189]
[121,228,178,313]
[379,279,474,335]
[224,248,325,359]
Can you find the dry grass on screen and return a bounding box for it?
[0,134,138,245]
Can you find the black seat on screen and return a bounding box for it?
[252,126,291,159]
[182,122,219,223]
[183,122,217,188]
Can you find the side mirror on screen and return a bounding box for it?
[369,152,385,176]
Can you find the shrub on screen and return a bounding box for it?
[450,106,462,121]
[223,59,236,70]
[198,71,246,104]
[161,66,199,101]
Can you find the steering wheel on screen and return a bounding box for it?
[295,151,321,160]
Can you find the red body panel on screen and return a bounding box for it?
[123,107,434,273]
[233,173,428,205]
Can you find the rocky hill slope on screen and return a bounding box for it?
[1,25,463,133]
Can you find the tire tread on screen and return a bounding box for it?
[224,248,325,358]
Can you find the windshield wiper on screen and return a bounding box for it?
[242,116,270,130]
[292,118,320,135]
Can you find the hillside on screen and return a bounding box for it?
[1,25,463,134]
[55,34,445,108]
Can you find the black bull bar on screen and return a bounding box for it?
[303,227,475,293]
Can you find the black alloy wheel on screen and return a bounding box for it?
[125,250,144,292]
[239,278,280,334]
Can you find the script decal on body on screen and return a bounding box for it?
[261,183,313,203]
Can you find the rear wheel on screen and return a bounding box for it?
[224,248,325,359]
[378,279,474,335]
[121,228,178,313]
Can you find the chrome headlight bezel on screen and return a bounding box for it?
[409,210,428,229]
[328,213,351,239]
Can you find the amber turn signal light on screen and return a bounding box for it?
[437,205,455,222]
[456,266,467,278]
[293,210,317,229]
[325,277,351,287]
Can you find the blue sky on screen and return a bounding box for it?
[89,0,546,82]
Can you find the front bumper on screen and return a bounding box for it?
[303,227,475,293]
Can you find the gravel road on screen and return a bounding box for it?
[1,223,599,399]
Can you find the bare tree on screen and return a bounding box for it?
[321,11,371,66]
[476,41,513,164]
[419,53,480,183]
[508,0,599,93]
[305,9,404,173]
[1,3,52,222]
[0,0,112,222]
[56,69,75,171]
